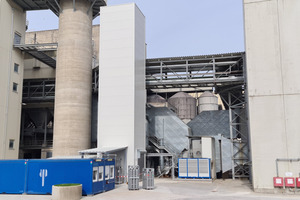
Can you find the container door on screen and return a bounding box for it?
[92,164,104,194]
[104,165,110,191]
[104,159,115,191]
[109,165,115,190]
[98,166,104,192]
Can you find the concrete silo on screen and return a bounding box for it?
[198,91,218,113]
[6,0,106,157]
[53,0,107,157]
[168,92,196,123]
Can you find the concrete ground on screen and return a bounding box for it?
[0,179,300,200]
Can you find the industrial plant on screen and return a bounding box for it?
[0,0,299,196]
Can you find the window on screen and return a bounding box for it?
[14,33,21,44]
[14,63,19,73]
[13,82,18,92]
[98,166,103,181]
[105,166,109,180]
[46,152,52,158]
[12,82,18,92]
[93,167,98,182]
[110,165,114,179]
[9,140,14,149]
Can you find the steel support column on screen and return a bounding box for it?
[226,91,249,179]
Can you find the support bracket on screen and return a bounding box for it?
[87,0,97,14]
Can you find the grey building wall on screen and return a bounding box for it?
[244,0,300,191]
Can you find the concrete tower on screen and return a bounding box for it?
[53,0,106,157]
[244,0,300,191]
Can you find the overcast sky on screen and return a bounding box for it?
[26,0,245,58]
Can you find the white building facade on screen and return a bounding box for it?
[98,3,146,173]
[0,0,26,159]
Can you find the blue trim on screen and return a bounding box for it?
[208,158,211,179]
[24,160,28,194]
[186,158,189,177]
[197,158,199,178]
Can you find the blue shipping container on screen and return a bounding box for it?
[0,160,27,194]
[0,158,115,195]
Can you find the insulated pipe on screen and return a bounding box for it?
[53,0,92,157]
[275,158,300,177]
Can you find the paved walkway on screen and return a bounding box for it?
[0,179,300,200]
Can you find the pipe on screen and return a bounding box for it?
[275,158,300,177]
[219,138,223,179]
[171,155,175,180]
[43,109,47,146]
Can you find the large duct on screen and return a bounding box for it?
[147,106,189,156]
[147,94,166,107]
[53,0,93,157]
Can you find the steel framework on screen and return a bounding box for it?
[14,43,57,68]
[218,55,250,179]
[223,90,250,179]
[146,52,244,92]
[21,52,249,179]
[12,0,106,19]
[23,79,55,103]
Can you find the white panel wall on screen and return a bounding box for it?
[0,1,26,159]
[244,0,300,191]
[98,3,146,167]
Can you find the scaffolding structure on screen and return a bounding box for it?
[218,55,250,179]
[220,90,249,179]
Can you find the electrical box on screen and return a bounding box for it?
[284,177,295,188]
[273,177,283,187]
[178,158,211,179]
[201,137,216,179]
[296,177,300,188]
[192,140,201,158]
[189,136,216,179]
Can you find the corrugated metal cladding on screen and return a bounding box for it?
[147,106,189,155]
[187,110,230,138]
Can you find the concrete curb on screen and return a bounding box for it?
[52,184,82,200]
